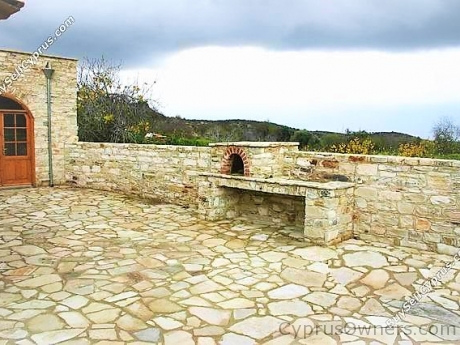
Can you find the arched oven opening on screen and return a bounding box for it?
[229,154,245,175]
[220,146,250,177]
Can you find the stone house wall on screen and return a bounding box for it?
[0,49,78,185]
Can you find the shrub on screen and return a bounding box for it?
[398,141,435,157]
[330,137,375,155]
[291,130,320,150]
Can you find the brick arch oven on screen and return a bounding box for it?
[200,142,355,246]
[220,146,250,176]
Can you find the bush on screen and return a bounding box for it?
[320,133,348,149]
[398,141,435,157]
[291,130,320,149]
[142,135,211,146]
[166,136,211,146]
[330,137,375,155]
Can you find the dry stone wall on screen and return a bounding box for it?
[284,151,460,254]
[65,142,211,206]
[64,141,460,253]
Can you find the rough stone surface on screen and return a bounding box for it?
[267,284,309,300]
[0,188,459,344]
[343,251,389,268]
[229,316,284,340]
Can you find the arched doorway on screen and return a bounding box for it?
[0,95,35,187]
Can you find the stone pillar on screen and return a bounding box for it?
[197,176,227,221]
[304,186,355,245]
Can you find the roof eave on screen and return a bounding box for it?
[0,0,24,20]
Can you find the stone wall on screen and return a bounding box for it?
[235,191,306,228]
[65,142,211,206]
[0,49,78,185]
[284,151,460,253]
[64,141,460,253]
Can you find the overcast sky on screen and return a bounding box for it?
[2,0,460,138]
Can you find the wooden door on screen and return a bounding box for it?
[0,111,33,186]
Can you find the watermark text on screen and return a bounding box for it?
[0,16,75,95]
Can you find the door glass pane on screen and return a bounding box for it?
[4,128,15,141]
[16,128,27,141]
[16,114,26,127]
[0,96,25,110]
[4,143,16,156]
[17,143,27,156]
[4,114,14,127]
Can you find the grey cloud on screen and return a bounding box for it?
[1,0,460,67]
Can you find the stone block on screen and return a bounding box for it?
[356,164,378,176]
[415,218,431,231]
[430,195,454,205]
[447,211,460,224]
[324,229,339,243]
[370,225,386,235]
[379,190,402,201]
[304,225,325,240]
[424,232,441,243]
[436,243,459,256]
[431,221,455,234]
[403,193,427,203]
[379,171,397,178]
[355,187,378,200]
[400,238,429,251]
[305,206,326,219]
[397,202,415,215]
[426,173,451,189]
[372,213,399,227]
[399,215,414,229]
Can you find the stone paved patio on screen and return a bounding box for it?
[1,187,460,344]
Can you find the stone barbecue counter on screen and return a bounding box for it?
[197,173,355,245]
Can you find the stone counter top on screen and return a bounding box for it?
[198,172,355,191]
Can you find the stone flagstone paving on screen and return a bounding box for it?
[0,187,460,344]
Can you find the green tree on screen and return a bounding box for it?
[432,117,460,155]
[77,57,157,143]
[291,130,320,149]
[278,126,294,141]
[319,133,347,150]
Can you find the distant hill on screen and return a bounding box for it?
[146,108,420,149]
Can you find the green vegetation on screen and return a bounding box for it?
[432,117,460,156]
[77,57,156,143]
[77,58,460,157]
